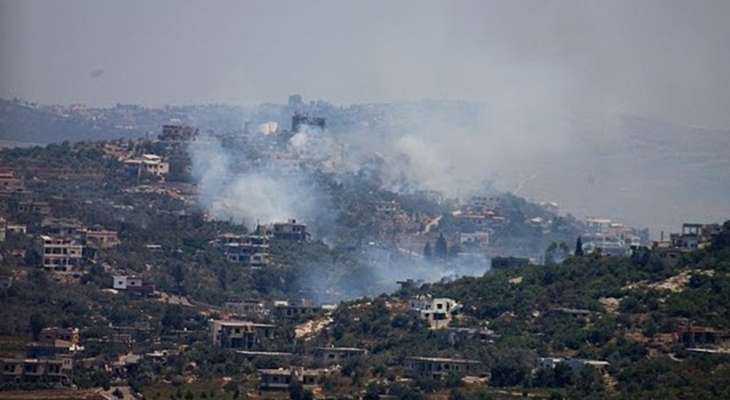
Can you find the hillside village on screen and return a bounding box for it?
[0,106,728,400]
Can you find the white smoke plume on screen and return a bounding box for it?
[189,136,325,229]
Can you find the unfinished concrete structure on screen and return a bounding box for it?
[210,320,275,350]
[259,367,332,391]
[271,219,310,242]
[218,233,271,267]
[38,235,85,272]
[272,300,323,320]
[405,356,481,379]
[410,295,461,329]
[314,346,367,364]
[0,356,74,385]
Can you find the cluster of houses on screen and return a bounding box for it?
[210,315,492,392]
[576,218,723,258]
[652,223,722,262]
[1,170,122,276]
[579,217,649,257]
[35,217,120,274]
[213,219,310,267]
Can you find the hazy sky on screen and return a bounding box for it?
[2,0,730,128]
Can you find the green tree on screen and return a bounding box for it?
[424,242,433,260]
[29,313,45,340]
[435,233,448,259]
[575,236,584,256]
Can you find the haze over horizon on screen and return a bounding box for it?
[2,0,730,130]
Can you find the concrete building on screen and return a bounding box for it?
[159,124,198,142]
[41,217,84,238]
[112,275,143,290]
[38,235,84,272]
[459,231,490,246]
[677,325,729,346]
[259,367,332,391]
[17,200,51,215]
[0,168,25,193]
[272,300,323,320]
[210,320,275,349]
[405,356,481,379]
[410,295,461,329]
[39,327,80,347]
[291,114,326,133]
[141,154,170,177]
[580,233,629,257]
[670,223,720,251]
[124,154,170,179]
[0,356,74,385]
[85,229,120,249]
[6,224,27,235]
[270,219,310,242]
[288,94,303,110]
[539,357,610,372]
[314,346,367,364]
[219,233,271,267]
[224,299,269,319]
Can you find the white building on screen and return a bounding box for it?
[410,295,461,329]
[124,154,169,179]
[112,275,143,290]
[539,357,609,372]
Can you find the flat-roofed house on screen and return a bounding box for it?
[210,320,275,350]
[315,346,367,364]
[405,356,482,379]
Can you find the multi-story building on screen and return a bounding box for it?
[38,235,84,272]
[219,234,271,267]
[0,168,25,194]
[271,300,323,320]
[210,320,275,349]
[0,356,74,385]
[410,296,461,329]
[670,223,720,251]
[41,217,84,237]
[124,154,170,179]
[271,219,310,242]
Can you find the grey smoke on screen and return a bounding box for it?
[189,136,325,229]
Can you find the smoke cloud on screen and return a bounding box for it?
[189,136,326,229]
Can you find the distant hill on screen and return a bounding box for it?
[0,99,146,144]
